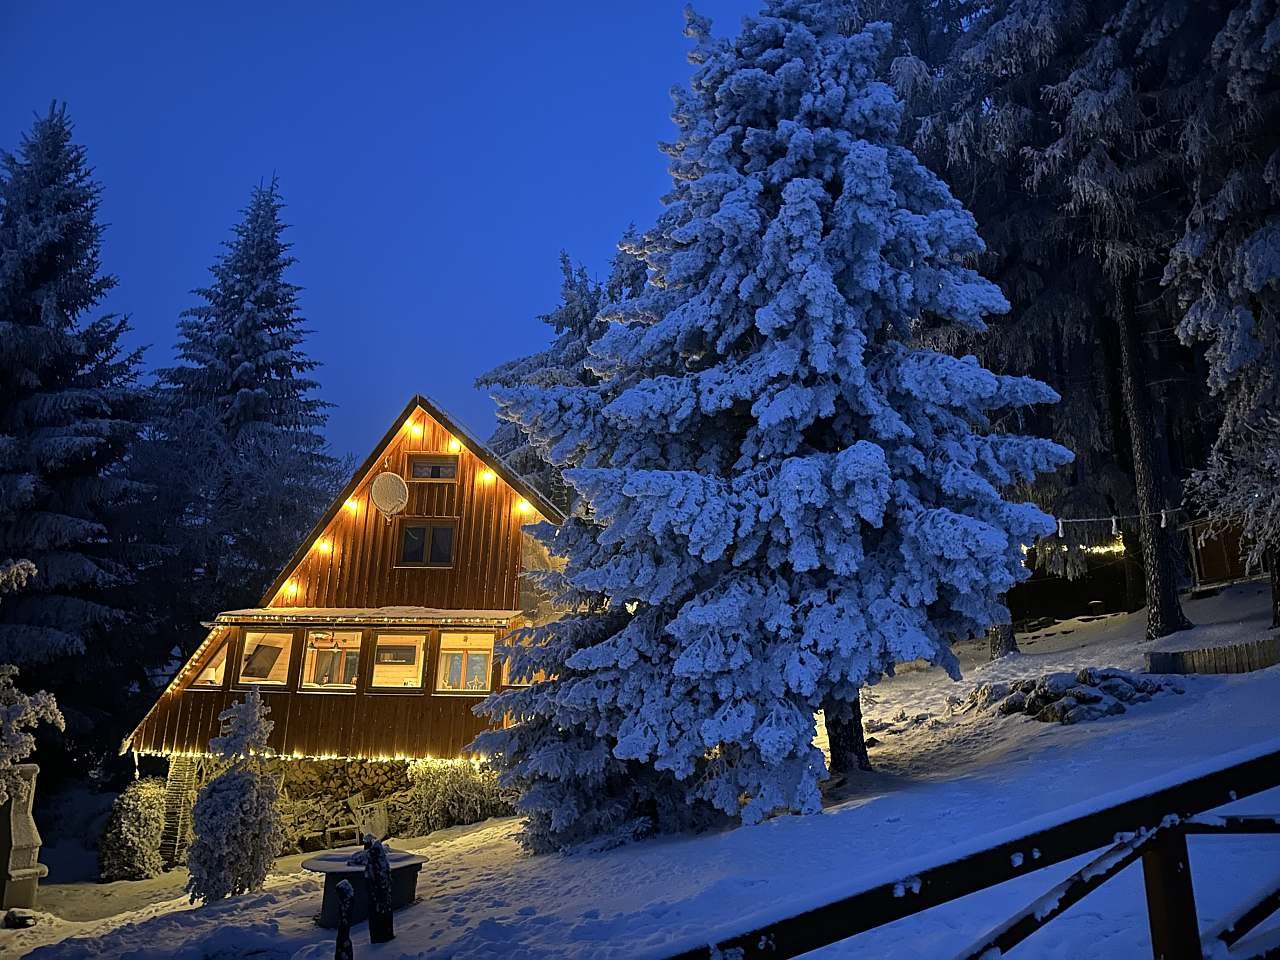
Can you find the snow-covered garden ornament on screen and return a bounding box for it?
[185,689,284,904]
[334,878,354,960]
[479,0,1071,850]
[361,834,394,943]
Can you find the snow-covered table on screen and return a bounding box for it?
[301,846,427,928]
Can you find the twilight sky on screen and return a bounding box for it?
[1,1,759,456]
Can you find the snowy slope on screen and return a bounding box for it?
[9,585,1278,960]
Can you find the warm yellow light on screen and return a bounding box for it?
[409,422,424,439]
[344,498,359,514]
[516,498,533,514]
[479,469,496,483]
[315,538,332,554]
[280,579,300,602]
[447,437,463,453]
[1084,537,1126,556]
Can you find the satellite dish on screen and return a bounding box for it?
[370,472,409,519]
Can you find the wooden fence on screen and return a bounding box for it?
[667,740,1280,960]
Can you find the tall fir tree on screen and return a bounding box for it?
[1166,0,1280,618]
[916,0,1240,640]
[0,106,151,760]
[133,180,344,653]
[477,233,647,511]
[478,3,1070,850]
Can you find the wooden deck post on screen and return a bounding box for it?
[1141,830,1202,960]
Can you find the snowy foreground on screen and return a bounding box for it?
[10,584,1280,959]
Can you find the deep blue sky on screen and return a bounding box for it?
[2,2,759,456]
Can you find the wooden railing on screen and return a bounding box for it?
[666,740,1280,960]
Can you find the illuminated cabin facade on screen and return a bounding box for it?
[123,395,563,766]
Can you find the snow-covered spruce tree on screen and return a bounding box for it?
[1165,1,1280,621]
[135,179,344,652]
[0,106,152,766]
[477,235,647,513]
[186,689,283,904]
[478,4,1070,846]
[911,2,1171,635]
[1185,417,1280,628]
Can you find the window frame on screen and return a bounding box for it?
[298,628,364,694]
[187,636,231,691]
[434,630,496,696]
[234,629,296,687]
[405,453,459,483]
[367,631,429,693]
[393,517,457,569]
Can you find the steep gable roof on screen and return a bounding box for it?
[258,394,564,606]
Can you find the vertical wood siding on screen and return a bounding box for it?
[272,407,526,611]
[126,402,546,760]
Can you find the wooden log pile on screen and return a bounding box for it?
[269,760,413,852]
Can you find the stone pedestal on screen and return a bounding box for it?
[0,765,47,910]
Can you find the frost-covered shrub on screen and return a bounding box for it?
[0,663,63,807]
[98,778,166,881]
[405,759,513,835]
[185,690,284,904]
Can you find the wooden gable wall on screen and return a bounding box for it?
[267,402,537,611]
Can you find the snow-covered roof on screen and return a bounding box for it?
[212,606,523,626]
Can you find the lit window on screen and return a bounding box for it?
[300,630,361,690]
[239,631,293,685]
[407,454,458,482]
[436,632,494,693]
[370,634,427,689]
[191,639,229,688]
[397,520,455,567]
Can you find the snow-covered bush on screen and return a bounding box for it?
[477,1,1070,851]
[405,759,512,835]
[185,690,284,904]
[0,664,64,807]
[97,777,167,881]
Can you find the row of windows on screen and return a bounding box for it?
[191,629,499,695]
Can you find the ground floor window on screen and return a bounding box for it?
[191,638,228,687]
[239,631,293,684]
[301,630,361,689]
[437,632,494,693]
[370,633,427,689]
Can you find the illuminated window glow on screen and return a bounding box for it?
[436,632,493,694]
[300,630,361,689]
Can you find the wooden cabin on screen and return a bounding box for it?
[123,395,564,767]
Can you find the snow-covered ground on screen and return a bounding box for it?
[8,583,1278,959]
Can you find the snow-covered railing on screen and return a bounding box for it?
[667,738,1280,960]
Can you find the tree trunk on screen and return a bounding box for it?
[988,621,1019,659]
[1268,547,1279,630]
[1114,284,1192,640]
[824,694,871,778]
[1123,551,1145,613]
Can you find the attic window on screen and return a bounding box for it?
[396,519,455,567]
[190,639,229,688]
[238,631,293,685]
[407,454,458,482]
